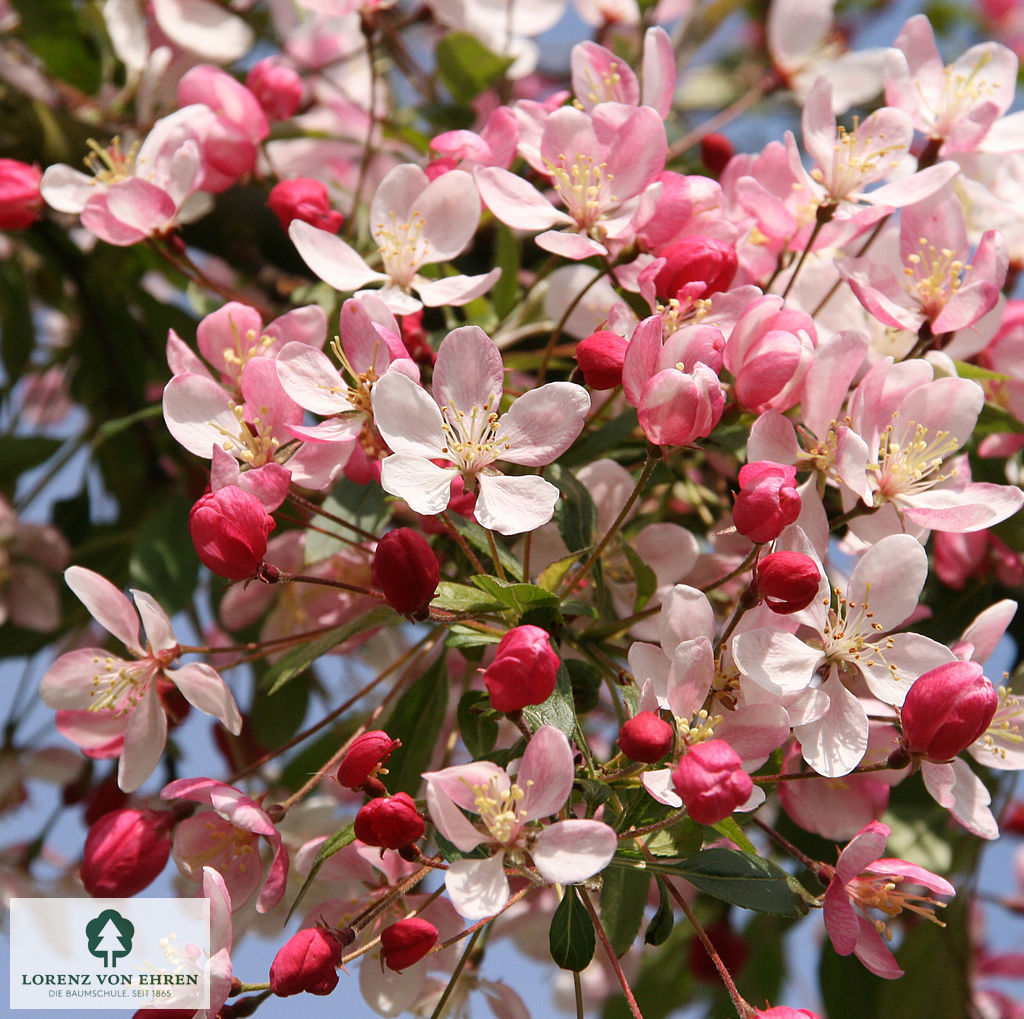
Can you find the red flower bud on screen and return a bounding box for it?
[81,808,172,897]
[618,711,674,763]
[483,625,560,713]
[671,740,752,825]
[755,1009,821,1019]
[576,330,629,390]
[246,58,304,120]
[653,236,738,302]
[700,133,734,176]
[267,178,344,234]
[380,918,438,972]
[900,661,998,762]
[732,461,801,544]
[0,158,43,230]
[269,926,343,997]
[189,486,275,580]
[372,528,440,619]
[756,551,820,613]
[336,730,401,790]
[354,792,424,850]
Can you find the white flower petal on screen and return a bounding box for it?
[445,854,511,920]
[532,820,617,884]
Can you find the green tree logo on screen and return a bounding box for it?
[85,909,135,967]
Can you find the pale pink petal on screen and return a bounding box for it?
[414,270,502,307]
[520,726,574,820]
[641,768,681,806]
[867,859,955,897]
[852,915,904,978]
[860,632,954,706]
[796,670,870,777]
[170,662,242,733]
[40,648,123,709]
[416,169,481,261]
[256,839,289,913]
[659,584,716,647]
[151,0,254,62]
[40,164,97,214]
[131,589,178,654]
[433,326,504,412]
[65,566,141,651]
[289,220,386,292]
[118,688,167,791]
[532,820,617,884]
[641,27,675,117]
[960,600,1017,665]
[535,230,608,259]
[445,854,510,919]
[474,167,571,230]
[425,761,509,815]
[846,534,926,631]
[731,629,823,695]
[372,372,445,457]
[902,483,1024,532]
[667,637,714,720]
[80,193,147,246]
[104,177,177,236]
[162,373,239,459]
[499,383,590,466]
[380,455,457,516]
[834,820,890,883]
[475,474,560,535]
[276,342,354,415]
[824,881,861,956]
[922,758,999,838]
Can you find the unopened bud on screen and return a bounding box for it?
[484,625,560,713]
[899,661,998,762]
[336,730,401,791]
[380,917,438,971]
[652,236,737,302]
[699,133,734,176]
[733,462,801,544]
[268,178,344,234]
[671,740,752,825]
[189,486,275,580]
[372,528,440,619]
[81,808,172,897]
[269,926,343,996]
[576,330,629,390]
[246,58,304,120]
[354,792,425,850]
[756,551,820,613]
[618,711,674,763]
[0,158,43,229]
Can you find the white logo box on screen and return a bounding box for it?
[10,898,210,1011]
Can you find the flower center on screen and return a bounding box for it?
[811,117,904,199]
[545,153,616,232]
[215,403,282,467]
[848,872,948,933]
[438,395,511,475]
[903,237,969,319]
[89,655,159,715]
[871,417,960,502]
[375,210,429,287]
[84,137,139,184]
[822,584,897,678]
[470,777,529,846]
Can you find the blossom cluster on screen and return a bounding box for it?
[3,0,1024,1017]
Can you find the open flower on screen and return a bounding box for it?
[371,325,590,535]
[39,567,242,791]
[423,726,617,919]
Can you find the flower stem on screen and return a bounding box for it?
[579,887,645,1019]
[780,201,836,301]
[428,927,483,1019]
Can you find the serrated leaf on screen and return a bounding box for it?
[432,581,504,614]
[600,865,649,957]
[471,576,562,627]
[435,31,514,103]
[672,848,808,917]
[305,480,392,564]
[286,822,356,923]
[262,606,395,695]
[549,886,595,971]
[523,663,578,738]
[383,653,450,795]
[645,877,675,946]
[457,690,499,759]
[128,497,197,615]
[547,463,598,553]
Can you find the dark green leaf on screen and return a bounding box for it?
[547,463,598,553]
[575,778,614,809]
[672,848,808,917]
[435,31,514,103]
[432,581,504,614]
[11,0,102,93]
[523,663,578,738]
[565,658,603,715]
[128,497,197,615]
[710,816,758,856]
[643,816,703,858]
[471,576,562,628]
[305,479,392,564]
[600,866,649,957]
[0,259,33,378]
[286,822,356,923]
[457,690,499,759]
[383,653,450,794]
[561,408,640,469]
[549,886,595,971]
[249,673,310,747]
[644,877,675,946]
[262,606,395,695]
[491,223,520,318]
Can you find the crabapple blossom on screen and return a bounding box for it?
[671,740,754,825]
[371,325,590,535]
[483,625,560,713]
[732,462,802,543]
[268,178,343,232]
[372,528,439,619]
[0,158,43,229]
[80,807,173,896]
[423,726,617,919]
[246,57,305,120]
[618,711,675,763]
[188,485,275,580]
[39,567,242,791]
[336,730,401,791]
[270,926,344,996]
[289,163,499,314]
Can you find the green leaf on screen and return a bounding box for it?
[536,551,585,594]
[128,497,198,615]
[600,866,649,957]
[470,576,562,628]
[710,816,758,857]
[549,886,595,971]
[564,658,602,715]
[491,223,520,318]
[619,536,657,612]
[11,0,101,93]
[457,690,499,759]
[286,822,356,923]
[672,848,809,917]
[644,877,675,946]
[383,653,450,795]
[561,408,640,469]
[435,31,514,103]
[0,259,33,379]
[249,673,310,747]
[523,663,578,738]
[431,581,504,614]
[444,625,503,649]
[262,606,395,695]
[305,479,392,564]
[547,463,598,553]
[643,817,703,859]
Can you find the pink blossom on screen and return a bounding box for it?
[289,163,498,314]
[483,625,560,712]
[423,726,617,919]
[268,178,343,233]
[0,158,43,229]
[372,528,439,619]
[162,776,289,913]
[39,567,242,791]
[732,462,802,544]
[189,486,276,579]
[370,325,590,535]
[823,820,954,978]
[671,740,753,824]
[570,27,675,117]
[246,58,305,120]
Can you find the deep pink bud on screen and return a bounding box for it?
[0,159,43,229]
[671,740,752,825]
[652,236,738,302]
[483,625,560,713]
[700,133,734,176]
[354,792,424,850]
[268,178,344,234]
[246,58,304,120]
[81,808,172,897]
[732,461,801,544]
[336,730,401,790]
[189,486,275,580]
[577,330,629,390]
[755,1009,821,1019]
[269,927,343,997]
[756,551,820,613]
[618,711,674,763]
[900,661,998,762]
[380,918,438,971]
[372,528,440,619]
